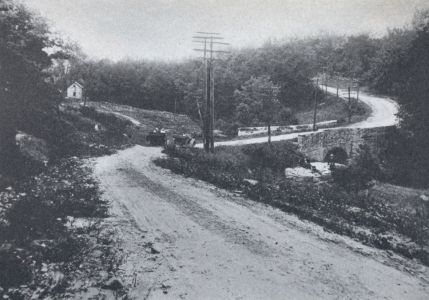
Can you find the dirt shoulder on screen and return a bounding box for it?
[93,145,429,300]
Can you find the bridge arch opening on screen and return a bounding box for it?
[324,147,348,164]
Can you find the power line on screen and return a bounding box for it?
[193,32,230,153]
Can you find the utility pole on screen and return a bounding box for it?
[336,82,339,99]
[348,86,352,123]
[356,84,360,101]
[313,79,319,131]
[260,86,280,145]
[209,37,215,151]
[322,66,328,97]
[193,32,229,153]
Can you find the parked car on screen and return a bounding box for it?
[147,128,196,148]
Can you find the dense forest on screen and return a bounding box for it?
[1,0,429,186]
[53,43,319,128]
[51,9,424,129]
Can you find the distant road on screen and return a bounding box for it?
[197,87,399,147]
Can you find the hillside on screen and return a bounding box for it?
[60,100,200,153]
[294,93,370,125]
[6,101,201,176]
[85,101,201,136]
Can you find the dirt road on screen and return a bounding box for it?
[204,87,398,147]
[94,146,429,300]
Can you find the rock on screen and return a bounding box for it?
[49,271,65,291]
[150,246,160,255]
[420,194,429,202]
[15,132,49,164]
[0,243,12,252]
[91,249,103,259]
[285,167,315,178]
[161,282,171,294]
[41,264,48,273]
[103,277,124,291]
[99,271,109,281]
[243,179,258,186]
[144,242,160,254]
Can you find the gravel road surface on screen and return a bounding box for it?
[93,145,428,300]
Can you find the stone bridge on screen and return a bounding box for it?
[297,126,393,163]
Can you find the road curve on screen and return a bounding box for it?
[94,146,429,300]
[199,87,399,147]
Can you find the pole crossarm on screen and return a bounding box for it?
[193,49,230,53]
[192,36,224,40]
[193,40,230,45]
[196,31,221,35]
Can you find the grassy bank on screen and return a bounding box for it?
[86,101,201,137]
[295,93,370,125]
[155,144,429,266]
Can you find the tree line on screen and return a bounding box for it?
[56,44,319,128]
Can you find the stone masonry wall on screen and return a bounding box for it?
[297,126,392,162]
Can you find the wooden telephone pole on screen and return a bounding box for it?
[348,86,352,123]
[193,32,229,152]
[313,79,319,131]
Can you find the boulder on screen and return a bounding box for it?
[15,132,49,164]
[103,277,124,291]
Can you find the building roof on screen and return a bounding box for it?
[69,81,83,89]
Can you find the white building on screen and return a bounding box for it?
[66,82,83,100]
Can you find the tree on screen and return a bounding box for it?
[234,76,281,144]
[0,0,62,175]
[365,28,415,94]
[332,145,381,194]
[373,9,429,188]
[393,9,429,187]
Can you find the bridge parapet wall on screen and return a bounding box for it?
[297,126,392,162]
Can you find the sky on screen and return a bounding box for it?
[24,0,429,61]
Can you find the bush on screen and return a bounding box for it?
[157,146,250,189]
[0,247,32,289]
[381,128,429,188]
[332,145,381,193]
[0,158,108,290]
[157,141,303,189]
[215,119,240,137]
[241,141,304,175]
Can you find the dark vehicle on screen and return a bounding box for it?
[173,134,196,147]
[146,128,166,146]
[147,129,196,148]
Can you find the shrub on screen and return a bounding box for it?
[0,158,108,290]
[381,128,429,188]
[0,247,32,289]
[158,146,250,189]
[241,141,303,175]
[331,145,381,193]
